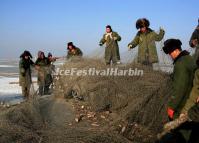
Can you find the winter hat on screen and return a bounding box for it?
[20,50,32,59]
[106,25,112,31]
[38,51,45,58]
[136,18,150,29]
[48,52,52,57]
[162,39,182,54]
[67,42,74,49]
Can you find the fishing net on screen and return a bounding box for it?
[53,57,172,142]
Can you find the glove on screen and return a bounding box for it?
[167,107,174,120]
[113,37,117,41]
[128,44,132,50]
[99,43,103,46]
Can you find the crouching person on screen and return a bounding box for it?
[19,50,34,99]
[45,52,56,94]
[66,42,83,60]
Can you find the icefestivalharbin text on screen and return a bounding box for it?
[54,68,144,76]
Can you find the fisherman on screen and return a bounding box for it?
[66,42,83,59]
[35,51,48,96]
[160,39,198,143]
[189,18,199,60]
[128,18,165,66]
[181,56,199,116]
[99,25,121,65]
[19,50,34,99]
[45,52,57,94]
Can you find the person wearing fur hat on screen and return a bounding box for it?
[161,39,198,143]
[189,18,199,60]
[128,18,165,65]
[66,42,83,59]
[99,25,121,65]
[35,51,48,95]
[19,50,35,98]
[162,39,196,120]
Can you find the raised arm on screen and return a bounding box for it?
[154,28,165,41]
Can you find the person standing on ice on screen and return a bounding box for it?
[189,18,199,61]
[19,50,34,99]
[66,42,83,59]
[128,18,165,66]
[99,25,121,65]
[44,52,56,95]
[35,51,48,96]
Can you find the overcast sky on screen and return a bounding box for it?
[0,0,198,58]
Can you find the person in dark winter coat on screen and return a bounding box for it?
[159,39,198,143]
[19,50,34,98]
[162,39,196,119]
[181,56,199,115]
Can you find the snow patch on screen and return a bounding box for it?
[0,65,17,68]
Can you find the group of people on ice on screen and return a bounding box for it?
[19,41,83,98]
[18,18,199,143]
[19,51,56,96]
